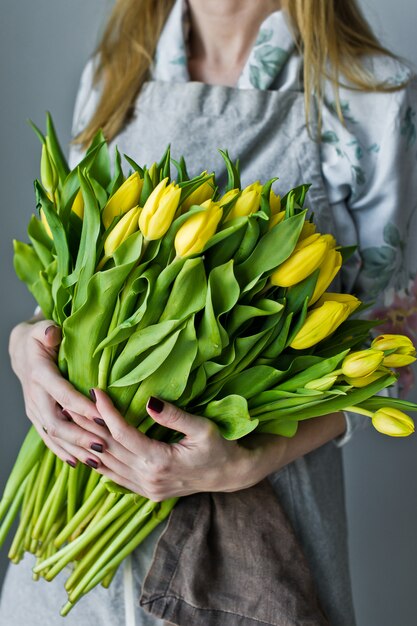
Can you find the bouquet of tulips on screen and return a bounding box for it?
[1,114,416,615]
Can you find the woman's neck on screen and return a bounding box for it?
[187,0,281,86]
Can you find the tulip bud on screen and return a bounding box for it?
[344,368,388,388]
[71,189,84,219]
[175,200,223,257]
[269,210,286,229]
[305,374,338,391]
[370,333,416,367]
[309,248,342,305]
[104,206,141,258]
[102,172,143,229]
[372,407,415,437]
[181,173,214,212]
[219,188,240,207]
[314,292,361,316]
[289,300,352,349]
[341,349,385,378]
[225,182,263,221]
[40,144,58,195]
[139,178,181,240]
[269,190,281,215]
[298,221,317,240]
[270,234,329,287]
[371,334,416,353]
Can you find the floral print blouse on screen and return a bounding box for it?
[152,0,417,404]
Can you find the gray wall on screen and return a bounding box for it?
[0,1,416,624]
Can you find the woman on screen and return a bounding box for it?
[1,0,416,624]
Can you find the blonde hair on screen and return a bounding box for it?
[74,0,411,148]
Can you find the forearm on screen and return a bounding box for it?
[251,411,347,479]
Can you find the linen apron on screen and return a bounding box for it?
[0,79,356,626]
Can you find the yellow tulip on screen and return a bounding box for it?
[139,178,181,240]
[371,334,416,353]
[181,173,214,212]
[298,221,317,240]
[104,206,141,258]
[305,374,338,391]
[341,349,385,378]
[219,188,240,207]
[309,248,342,305]
[289,300,352,349]
[225,182,263,221]
[314,292,361,316]
[370,333,416,367]
[175,200,223,257]
[270,234,329,287]
[372,407,415,437]
[344,369,388,388]
[382,353,417,367]
[40,144,58,195]
[71,189,84,219]
[102,172,143,229]
[269,190,281,215]
[269,210,286,230]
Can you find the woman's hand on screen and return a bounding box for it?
[9,317,109,468]
[87,389,289,501]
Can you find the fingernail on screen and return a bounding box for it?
[45,324,58,336]
[94,417,106,427]
[89,388,97,403]
[61,409,73,422]
[66,459,77,468]
[90,443,103,453]
[86,458,99,469]
[147,396,164,413]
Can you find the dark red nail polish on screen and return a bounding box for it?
[45,324,58,336]
[62,409,73,422]
[66,459,77,468]
[91,443,103,453]
[86,458,99,469]
[89,388,97,402]
[147,396,164,413]
[94,417,106,427]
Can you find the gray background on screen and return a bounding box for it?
[0,1,416,624]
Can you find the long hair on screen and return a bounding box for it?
[74,0,411,148]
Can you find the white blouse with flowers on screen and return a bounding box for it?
[71,0,417,446]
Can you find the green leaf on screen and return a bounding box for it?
[124,317,198,424]
[219,149,241,191]
[235,210,306,289]
[61,237,142,393]
[219,366,284,400]
[276,350,349,391]
[110,325,184,387]
[195,260,241,366]
[160,257,207,322]
[67,170,102,311]
[60,143,105,214]
[110,319,184,383]
[255,419,298,437]
[234,218,261,264]
[85,129,112,189]
[108,147,124,196]
[123,155,144,178]
[203,395,258,439]
[46,112,70,183]
[27,215,53,268]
